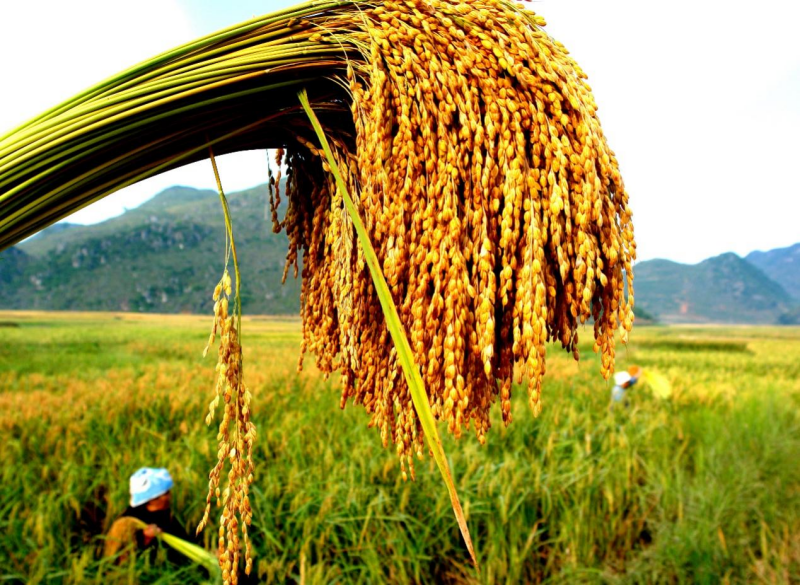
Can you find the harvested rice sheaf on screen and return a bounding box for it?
[279,0,635,480]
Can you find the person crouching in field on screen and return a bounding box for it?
[104,467,191,563]
[610,366,642,408]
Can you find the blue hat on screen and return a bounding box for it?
[130,467,174,507]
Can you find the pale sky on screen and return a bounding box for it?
[1,0,798,264]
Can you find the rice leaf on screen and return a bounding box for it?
[298,88,478,568]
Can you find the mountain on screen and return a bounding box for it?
[633,253,796,324]
[0,186,797,323]
[745,243,800,301]
[0,184,302,314]
[0,246,31,286]
[19,222,81,256]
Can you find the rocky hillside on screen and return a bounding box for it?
[1,184,301,314]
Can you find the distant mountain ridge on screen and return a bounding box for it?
[745,243,800,301]
[0,184,798,324]
[1,184,301,314]
[633,253,796,324]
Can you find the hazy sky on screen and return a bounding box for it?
[1,0,798,264]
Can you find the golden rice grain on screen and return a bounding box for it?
[277,0,635,475]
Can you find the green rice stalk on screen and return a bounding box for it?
[128,518,221,581]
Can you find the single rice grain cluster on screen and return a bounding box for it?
[198,269,256,582]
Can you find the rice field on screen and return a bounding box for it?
[0,311,798,584]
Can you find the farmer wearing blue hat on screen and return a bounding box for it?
[104,467,190,561]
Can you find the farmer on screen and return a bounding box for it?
[610,366,642,407]
[103,467,190,562]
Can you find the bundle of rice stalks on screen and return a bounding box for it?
[123,518,222,582]
[0,0,636,580]
[642,369,673,400]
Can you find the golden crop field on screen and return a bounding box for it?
[0,311,798,584]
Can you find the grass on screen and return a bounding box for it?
[0,311,798,583]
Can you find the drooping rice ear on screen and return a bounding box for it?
[300,88,478,567]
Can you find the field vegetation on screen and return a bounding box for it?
[0,311,798,584]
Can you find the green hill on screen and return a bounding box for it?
[745,243,800,301]
[1,186,798,324]
[1,184,302,314]
[633,253,795,324]
[0,246,31,287]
